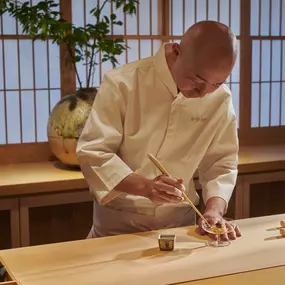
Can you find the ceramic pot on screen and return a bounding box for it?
[47,87,97,166]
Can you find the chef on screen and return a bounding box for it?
[76,20,241,241]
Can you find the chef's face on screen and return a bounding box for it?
[170,43,234,98]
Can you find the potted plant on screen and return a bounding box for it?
[0,0,138,166]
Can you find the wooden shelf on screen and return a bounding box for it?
[1,144,285,197]
[0,161,87,197]
[238,144,285,173]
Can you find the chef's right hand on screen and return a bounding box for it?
[146,175,185,204]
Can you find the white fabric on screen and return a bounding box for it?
[77,43,239,220]
[87,201,196,238]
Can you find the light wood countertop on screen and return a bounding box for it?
[180,265,285,285]
[1,144,285,197]
[0,214,285,285]
[238,144,285,173]
[0,161,87,196]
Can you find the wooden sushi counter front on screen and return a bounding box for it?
[1,144,285,250]
[1,214,285,285]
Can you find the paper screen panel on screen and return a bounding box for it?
[0,33,60,145]
[0,0,60,145]
[36,90,50,142]
[6,91,21,144]
[1,13,16,35]
[250,0,285,128]
[0,91,6,144]
[251,39,285,127]
[251,0,285,36]
[170,0,240,36]
[21,90,36,143]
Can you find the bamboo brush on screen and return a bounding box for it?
[147,153,211,228]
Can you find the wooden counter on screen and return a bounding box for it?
[238,144,285,173]
[1,144,285,249]
[1,144,285,197]
[0,161,87,197]
[0,214,285,285]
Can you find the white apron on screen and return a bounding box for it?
[87,201,196,238]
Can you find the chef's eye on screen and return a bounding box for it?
[189,78,202,85]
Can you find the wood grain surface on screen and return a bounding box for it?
[0,214,285,285]
[1,144,285,197]
[0,161,87,196]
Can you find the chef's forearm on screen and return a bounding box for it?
[114,173,153,198]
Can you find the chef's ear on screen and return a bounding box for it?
[172,43,180,56]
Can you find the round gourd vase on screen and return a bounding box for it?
[47,87,97,167]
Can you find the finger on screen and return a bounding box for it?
[177,178,185,190]
[225,221,235,238]
[227,230,236,240]
[150,190,178,204]
[197,218,207,235]
[208,233,218,240]
[177,178,183,184]
[220,233,229,241]
[235,225,242,237]
[154,181,183,197]
[159,176,185,191]
[152,197,173,204]
[154,189,184,203]
[196,225,207,236]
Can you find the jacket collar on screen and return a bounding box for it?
[154,43,178,98]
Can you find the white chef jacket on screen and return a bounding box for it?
[76,43,239,217]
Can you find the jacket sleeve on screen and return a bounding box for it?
[197,98,239,210]
[76,73,133,205]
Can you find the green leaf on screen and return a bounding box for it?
[73,55,82,62]
[113,20,123,26]
[103,15,110,24]
[110,13,116,20]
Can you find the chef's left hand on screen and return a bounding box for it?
[196,197,242,241]
[197,210,241,241]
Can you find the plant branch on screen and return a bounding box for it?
[87,0,109,87]
[87,42,95,88]
[67,44,82,89]
[99,0,109,14]
[91,51,98,87]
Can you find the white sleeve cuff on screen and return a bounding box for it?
[91,155,134,204]
[202,169,237,209]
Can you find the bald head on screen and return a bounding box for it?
[167,21,238,98]
[180,21,237,70]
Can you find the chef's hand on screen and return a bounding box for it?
[114,173,185,204]
[147,175,185,204]
[196,197,242,241]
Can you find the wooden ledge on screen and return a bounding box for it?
[0,161,87,197]
[238,144,285,174]
[1,144,285,197]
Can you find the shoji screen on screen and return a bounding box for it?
[0,0,61,145]
[250,0,285,128]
